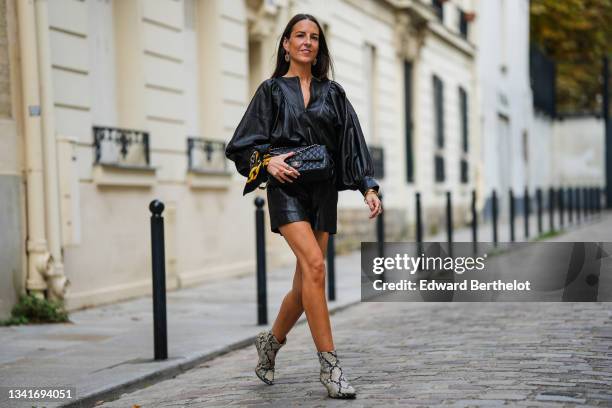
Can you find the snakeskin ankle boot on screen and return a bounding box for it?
[254,329,286,385]
[317,350,357,399]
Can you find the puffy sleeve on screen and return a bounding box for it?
[225,79,275,195]
[331,81,380,196]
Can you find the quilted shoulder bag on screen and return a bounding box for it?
[267,144,334,186]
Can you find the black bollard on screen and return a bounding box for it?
[416,192,423,254]
[558,187,564,228]
[376,193,385,283]
[327,235,336,301]
[376,193,385,258]
[492,190,498,247]
[536,188,543,234]
[598,187,602,214]
[549,187,555,232]
[585,187,590,218]
[576,187,581,224]
[149,199,168,360]
[254,197,267,325]
[471,190,478,255]
[568,187,573,224]
[583,187,588,220]
[509,189,515,242]
[446,191,453,255]
[524,187,530,239]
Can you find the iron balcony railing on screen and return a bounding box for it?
[93,126,150,167]
[187,137,228,173]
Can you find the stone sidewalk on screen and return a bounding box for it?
[97,302,612,408]
[0,250,363,408]
[96,212,612,407]
[0,211,609,407]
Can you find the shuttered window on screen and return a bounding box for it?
[459,86,469,183]
[404,61,414,183]
[433,74,445,183]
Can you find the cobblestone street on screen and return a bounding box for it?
[98,301,612,407]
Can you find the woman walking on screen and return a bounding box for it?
[225,13,382,399]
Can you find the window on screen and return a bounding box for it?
[458,8,468,40]
[433,74,445,183]
[432,0,444,23]
[435,154,445,182]
[404,60,414,183]
[459,86,469,183]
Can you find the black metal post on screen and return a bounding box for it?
[471,189,477,255]
[492,190,498,247]
[549,187,555,232]
[376,193,385,258]
[446,191,453,253]
[598,187,602,214]
[149,199,168,360]
[524,187,530,239]
[376,193,385,283]
[568,186,573,224]
[583,187,588,220]
[254,197,268,325]
[536,188,543,234]
[416,192,423,254]
[558,187,564,228]
[509,189,515,242]
[603,56,611,209]
[327,234,336,301]
[586,187,590,218]
[576,187,581,224]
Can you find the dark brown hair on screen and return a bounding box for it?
[271,13,334,80]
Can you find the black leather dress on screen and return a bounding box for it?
[225,75,379,235]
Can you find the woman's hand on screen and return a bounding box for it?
[365,191,382,219]
[266,151,301,184]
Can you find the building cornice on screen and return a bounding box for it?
[382,0,475,58]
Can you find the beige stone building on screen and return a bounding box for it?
[0,0,479,316]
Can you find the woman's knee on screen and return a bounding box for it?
[300,254,326,287]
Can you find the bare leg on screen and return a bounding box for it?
[271,264,303,343]
[271,229,329,344]
[277,221,334,352]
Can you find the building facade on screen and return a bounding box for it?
[1,0,483,316]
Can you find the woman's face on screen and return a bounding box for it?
[283,19,320,66]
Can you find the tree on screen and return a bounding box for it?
[530,0,612,115]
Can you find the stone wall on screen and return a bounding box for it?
[0,0,11,118]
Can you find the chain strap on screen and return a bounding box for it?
[269,144,319,155]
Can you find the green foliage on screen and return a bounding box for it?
[0,294,69,326]
[533,229,562,241]
[530,0,612,114]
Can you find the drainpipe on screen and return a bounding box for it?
[34,0,70,300]
[17,0,53,298]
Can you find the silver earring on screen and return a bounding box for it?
[313,57,317,66]
[285,52,290,62]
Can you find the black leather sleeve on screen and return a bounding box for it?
[332,82,380,196]
[225,80,274,195]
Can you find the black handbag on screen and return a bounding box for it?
[266,144,334,186]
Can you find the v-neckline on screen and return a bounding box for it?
[281,76,314,110]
